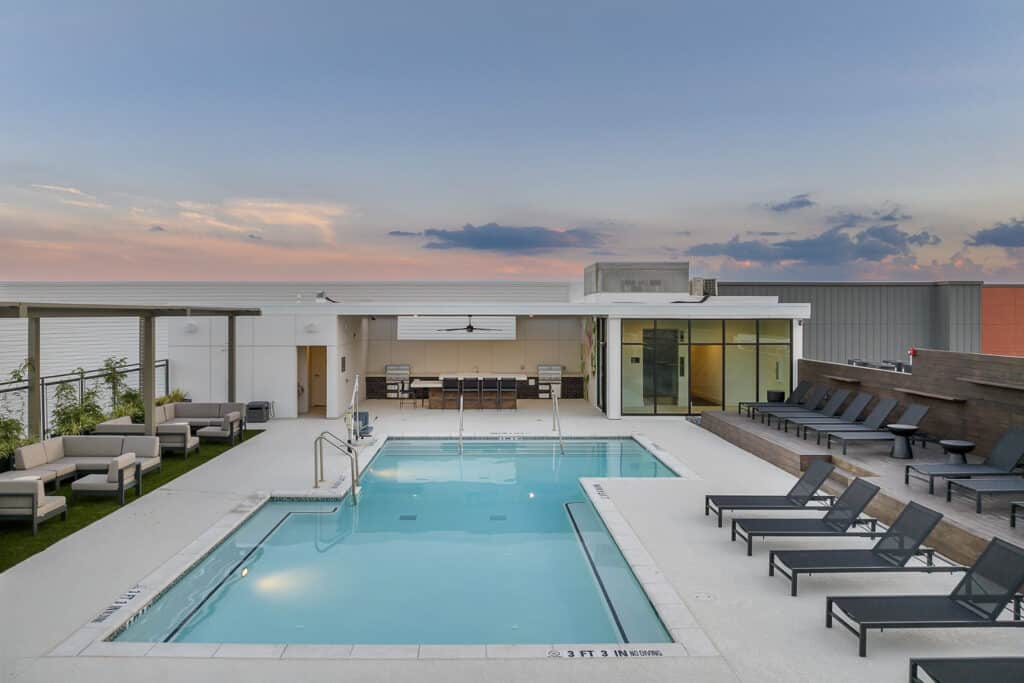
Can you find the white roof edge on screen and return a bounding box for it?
[250,301,812,319]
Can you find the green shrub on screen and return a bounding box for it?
[51,373,106,436]
[156,388,188,406]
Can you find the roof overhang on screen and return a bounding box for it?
[258,298,811,320]
[0,302,262,318]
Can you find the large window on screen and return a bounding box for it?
[621,319,792,415]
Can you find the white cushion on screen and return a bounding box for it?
[0,477,45,514]
[14,443,47,470]
[71,474,118,492]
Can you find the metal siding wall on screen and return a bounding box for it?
[717,282,957,363]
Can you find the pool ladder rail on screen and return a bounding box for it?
[458,393,465,454]
[552,392,566,455]
[313,430,360,504]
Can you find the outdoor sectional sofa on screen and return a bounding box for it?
[1,435,161,489]
[95,402,243,456]
[0,477,67,535]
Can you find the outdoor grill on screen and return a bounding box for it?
[384,364,412,399]
[537,364,563,399]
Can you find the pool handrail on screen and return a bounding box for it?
[313,433,359,504]
[552,392,565,455]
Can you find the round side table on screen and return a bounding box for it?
[887,424,919,460]
[939,439,975,465]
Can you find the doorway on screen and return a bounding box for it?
[297,345,328,415]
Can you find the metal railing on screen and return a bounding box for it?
[551,392,565,454]
[348,374,361,443]
[0,359,169,438]
[313,431,359,504]
[458,393,465,454]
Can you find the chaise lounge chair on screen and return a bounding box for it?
[768,502,963,595]
[905,428,1024,494]
[762,388,851,429]
[826,537,1024,656]
[780,392,872,437]
[825,404,929,454]
[750,385,828,423]
[804,398,898,443]
[738,380,812,416]
[909,657,1024,683]
[731,478,881,556]
[705,460,836,528]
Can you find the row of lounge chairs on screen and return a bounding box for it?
[740,381,931,455]
[705,463,1024,657]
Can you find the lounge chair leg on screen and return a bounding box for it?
[825,599,833,627]
[858,627,867,657]
[717,508,723,528]
[747,535,753,556]
[791,575,798,597]
[704,496,709,516]
[929,476,935,495]
[976,495,982,514]
[768,552,775,576]
[904,465,910,485]
[730,519,737,542]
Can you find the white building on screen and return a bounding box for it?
[0,262,810,420]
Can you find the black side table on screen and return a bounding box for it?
[939,439,975,465]
[887,424,919,459]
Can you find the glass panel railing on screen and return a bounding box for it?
[565,501,671,643]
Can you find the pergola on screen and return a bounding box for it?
[0,302,261,439]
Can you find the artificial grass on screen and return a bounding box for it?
[0,429,263,573]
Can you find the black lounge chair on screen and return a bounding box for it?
[781,392,872,437]
[905,428,1024,494]
[739,380,812,416]
[768,502,962,595]
[731,478,881,556]
[827,537,1024,656]
[751,385,828,423]
[825,404,929,454]
[909,657,1024,683]
[808,398,898,444]
[705,460,836,528]
[760,388,849,427]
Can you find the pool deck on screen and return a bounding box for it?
[2,399,1022,682]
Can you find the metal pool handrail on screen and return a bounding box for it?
[319,430,360,489]
[313,434,358,504]
[348,374,361,443]
[458,393,465,454]
[552,392,565,455]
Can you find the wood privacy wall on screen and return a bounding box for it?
[798,349,1024,456]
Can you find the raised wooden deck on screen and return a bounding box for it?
[702,410,1023,565]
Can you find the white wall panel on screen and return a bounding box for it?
[253,347,298,418]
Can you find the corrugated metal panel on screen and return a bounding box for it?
[718,282,979,363]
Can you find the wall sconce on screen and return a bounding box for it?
[304,322,320,334]
[184,321,199,334]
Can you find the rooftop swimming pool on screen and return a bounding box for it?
[115,438,676,645]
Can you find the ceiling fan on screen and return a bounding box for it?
[437,315,500,333]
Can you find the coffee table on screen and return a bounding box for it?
[887,424,919,460]
[939,439,976,465]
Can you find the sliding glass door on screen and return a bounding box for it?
[620,318,792,415]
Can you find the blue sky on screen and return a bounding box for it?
[1,1,1022,280]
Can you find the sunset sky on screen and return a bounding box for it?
[1,1,1023,282]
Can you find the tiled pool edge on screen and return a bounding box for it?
[49,434,388,658]
[52,433,713,661]
[579,477,718,658]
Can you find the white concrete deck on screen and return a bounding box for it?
[2,399,1021,682]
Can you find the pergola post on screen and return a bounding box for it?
[227,315,236,402]
[140,315,156,436]
[27,317,42,440]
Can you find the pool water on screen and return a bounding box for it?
[116,438,675,645]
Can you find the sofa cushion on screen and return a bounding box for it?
[159,404,173,422]
[14,443,47,471]
[121,436,160,459]
[107,453,136,483]
[42,437,65,463]
[102,416,133,426]
[71,473,118,493]
[0,477,45,514]
[139,457,161,474]
[94,421,146,435]
[220,403,245,418]
[172,402,220,419]
[56,457,111,472]
[36,495,66,517]
[38,461,76,478]
[62,435,126,458]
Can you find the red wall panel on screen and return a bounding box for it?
[982,286,1024,356]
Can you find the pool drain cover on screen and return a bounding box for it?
[399,514,418,521]
[489,514,507,521]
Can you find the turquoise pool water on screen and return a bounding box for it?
[116,438,675,645]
